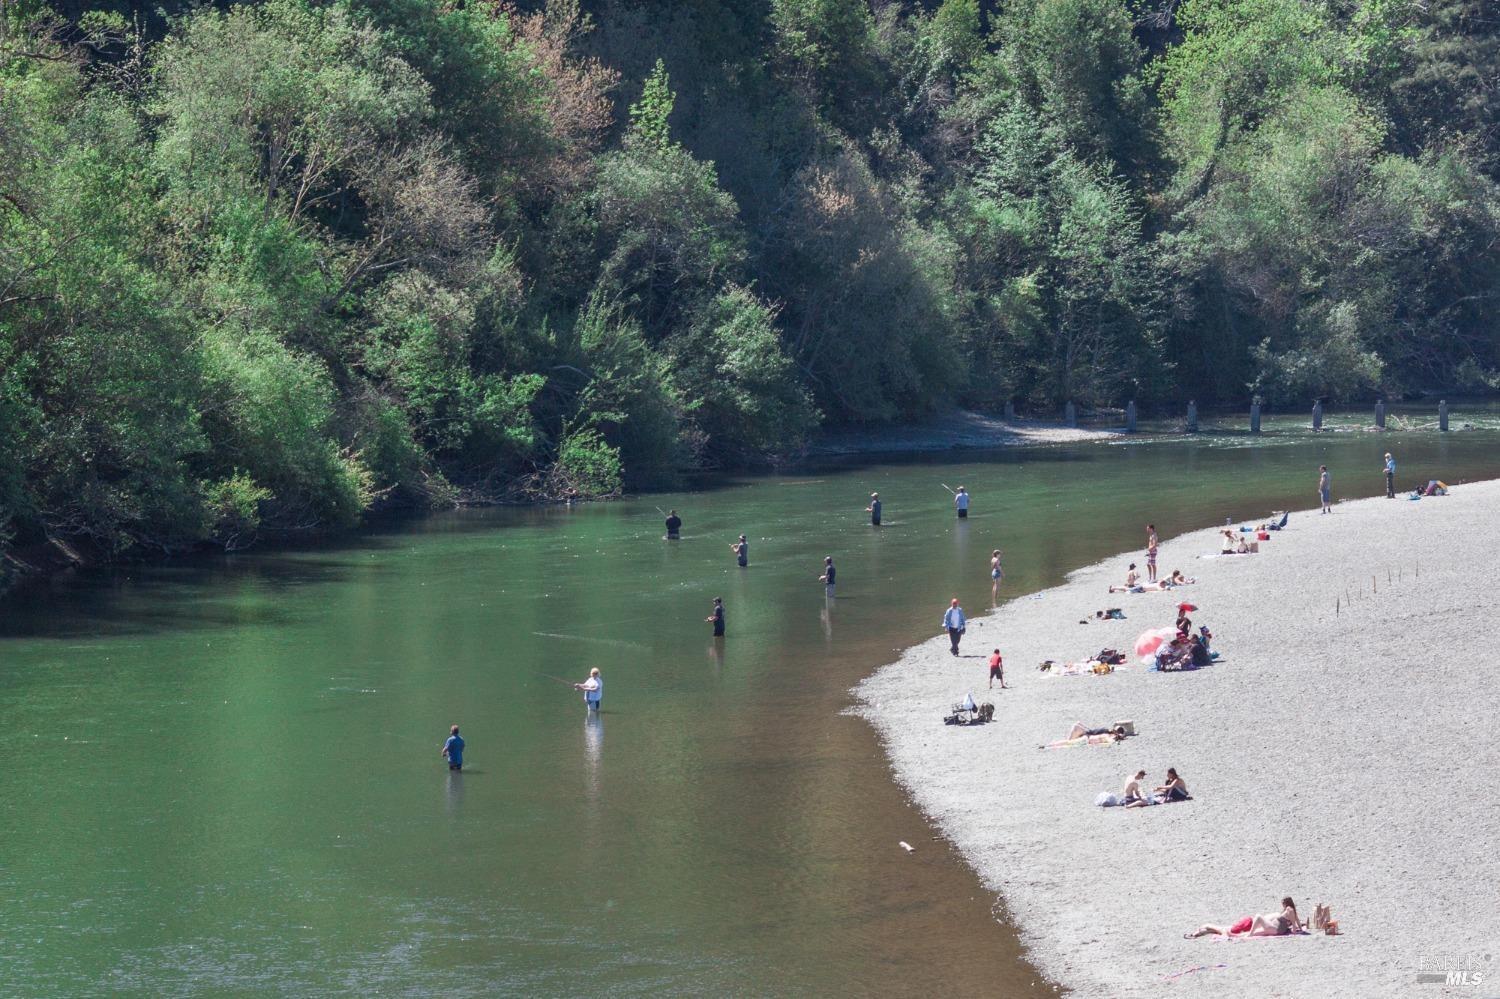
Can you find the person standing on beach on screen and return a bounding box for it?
[706,597,725,637]
[1319,466,1332,513]
[990,549,1004,596]
[665,509,682,539]
[954,486,970,519]
[573,668,603,712]
[441,725,464,771]
[1146,524,1159,583]
[731,534,749,567]
[1384,452,1396,498]
[819,556,836,598]
[943,598,967,656]
[988,648,1005,689]
[866,493,882,526]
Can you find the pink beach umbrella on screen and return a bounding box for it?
[1133,626,1179,658]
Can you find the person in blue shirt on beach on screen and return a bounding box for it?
[1384,452,1396,498]
[943,598,967,656]
[442,725,464,771]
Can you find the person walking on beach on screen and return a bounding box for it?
[730,534,749,567]
[1319,466,1332,513]
[866,492,882,526]
[441,724,464,771]
[1384,452,1396,498]
[819,556,836,598]
[706,597,725,637]
[1146,524,1159,583]
[665,509,682,539]
[954,486,970,519]
[988,648,1005,689]
[573,668,603,712]
[943,598,966,656]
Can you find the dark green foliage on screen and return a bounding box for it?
[3,0,1499,570]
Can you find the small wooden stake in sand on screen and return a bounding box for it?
[1336,597,1340,616]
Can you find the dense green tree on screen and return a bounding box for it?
[4,0,1500,578]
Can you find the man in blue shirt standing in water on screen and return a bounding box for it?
[442,725,464,771]
[866,492,882,526]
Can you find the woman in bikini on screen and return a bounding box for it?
[1186,898,1301,938]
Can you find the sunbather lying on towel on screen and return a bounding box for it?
[1186,898,1303,938]
[1044,733,1121,749]
[1069,722,1126,740]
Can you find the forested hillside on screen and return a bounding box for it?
[2,0,1498,559]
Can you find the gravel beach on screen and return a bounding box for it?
[857,480,1500,997]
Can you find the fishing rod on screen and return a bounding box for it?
[541,674,577,687]
[940,483,955,494]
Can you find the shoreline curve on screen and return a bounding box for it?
[856,480,1500,997]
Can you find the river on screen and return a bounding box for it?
[3,408,1497,995]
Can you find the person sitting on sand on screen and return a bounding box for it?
[1169,570,1193,586]
[1155,767,1189,802]
[1155,634,1193,670]
[1186,898,1302,938]
[1235,534,1251,554]
[1190,633,1212,668]
[1220,529,1237,554]
[1122,770,1147,805]
[1109,564,1143,593]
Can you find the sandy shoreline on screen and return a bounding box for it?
[857,481,1500,997]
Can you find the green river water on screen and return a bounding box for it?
[3,409,1499,996]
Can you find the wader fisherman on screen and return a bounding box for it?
[819,556,836,598]
[665,509,682,539]
[706,597,725,636]
[730,535,748,567]
[441,725,464,771]
[574,668,602,712]
[954,486,969,519]
[866,493,882,526]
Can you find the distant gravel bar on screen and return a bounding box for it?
[856,480,1500,998]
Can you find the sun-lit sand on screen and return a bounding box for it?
[858,481,1500,997]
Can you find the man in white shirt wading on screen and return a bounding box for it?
[574,668,603,712]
